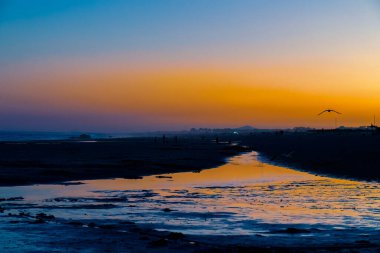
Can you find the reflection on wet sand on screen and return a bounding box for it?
[0,152,379,239]
[85,152,319,190]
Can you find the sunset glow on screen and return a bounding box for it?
[1,0,380,131]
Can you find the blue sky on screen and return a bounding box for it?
[1,0,378,63]
[1,0,380,131]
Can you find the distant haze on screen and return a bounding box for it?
[1,0,380,131]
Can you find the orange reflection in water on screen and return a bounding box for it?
[80,152,380,231]
[88,152,319,190]
[2,152,379,236]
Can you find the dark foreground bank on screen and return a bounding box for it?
[1,130,380,186]
[242,131,380,182]
[1,210,379,252]
[0,137,245,186]
[1,133,380,252]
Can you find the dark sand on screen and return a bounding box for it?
[2,132,380,252]
[1,213,379,252]
[241,131,380,181]
[1,131,379,185]
[0,137,246,186]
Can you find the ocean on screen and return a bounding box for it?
[0,131,129,141]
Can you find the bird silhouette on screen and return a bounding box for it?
[318,109,342,116]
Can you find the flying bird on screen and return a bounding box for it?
[318,109,342,116]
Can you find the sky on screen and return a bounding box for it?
[1,0,380,132]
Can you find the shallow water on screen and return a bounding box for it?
[1,152,380,238]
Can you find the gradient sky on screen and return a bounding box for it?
[1,0,380,132]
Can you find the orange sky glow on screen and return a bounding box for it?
[1,1,380,131]
[2,55,380,130]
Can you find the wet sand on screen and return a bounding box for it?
[1,132,380,252]
[1,215,379,252]
[0,137,245,186]
[1,152,379,252]
[2,131,379,186]
[242,131,380,182]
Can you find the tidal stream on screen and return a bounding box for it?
[1,152,379,242]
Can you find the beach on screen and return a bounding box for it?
[3,0,380,251]
[1,131,379,186]
[0,137,245,186]
[241,131,380,182]
[1,148,380,252]
[1,133,380,252]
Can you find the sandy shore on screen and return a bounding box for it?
[1,133,380,252]
[0,137,246,186]
[241,131,380,182]
[1,212,379,252]
[1,131,379,185]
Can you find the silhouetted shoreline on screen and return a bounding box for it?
[0,130,379,186]
[1,133,380,252]
[0,137,246,186]
[242,131,380,182]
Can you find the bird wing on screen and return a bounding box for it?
[318,110,328,116]
[331,110,342,114]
